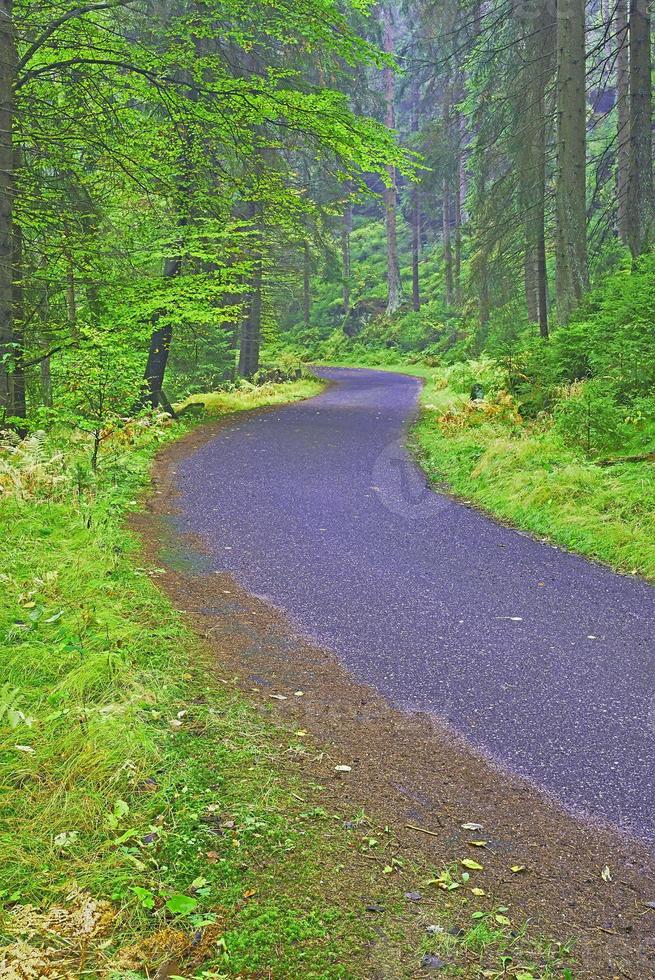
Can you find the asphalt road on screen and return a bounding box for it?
[175,367,655,842]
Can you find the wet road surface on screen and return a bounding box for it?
[175,367,655,842]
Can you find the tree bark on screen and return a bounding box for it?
[411,187,421,311]
[303,240,311,329]
[627,0,654,256]
[442,176,454,306]
[237,254,263,377]
[616,0,630,244]
[140,255,182,409]
[342,200,352,318]
[555,0,588,324]
[11,221,25,422]
[442,83,454,307]
[453,99,463,308]
[0,0,14,414]
[523,5,553,337]
[381,2,402,315]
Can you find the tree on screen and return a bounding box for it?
[380,1,403,315]
[627,0,654,256]
[555,0,588,323]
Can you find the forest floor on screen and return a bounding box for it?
[1,374,652,979]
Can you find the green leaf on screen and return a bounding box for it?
[165,894,198,916]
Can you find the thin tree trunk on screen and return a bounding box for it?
[453,99,463,307]
[627,0,654,256]
[41,355,52,407]
[555,0,588,324]
[0,0,14,414]
[381,2,402,315]
[140,255,182,409]
[443,176,454,306]
[523,5,553,337]
[11,221,25,423]
[303,241,311,329]
[442,83,454,307]
[536,227,549,338]
[616,0,630,244]
[524,246,539,323]
[237,255,263,377]
[66,251,78,339]
[342,200,352,318]
[411,188,421,311]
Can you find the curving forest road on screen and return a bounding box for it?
[175,367,655,843]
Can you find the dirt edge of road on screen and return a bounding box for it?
[132,416,655,979]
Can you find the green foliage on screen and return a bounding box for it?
[554,381,627,456]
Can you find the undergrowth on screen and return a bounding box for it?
[411,367,655,580]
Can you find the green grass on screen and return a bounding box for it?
[176,376,324,414]
[414,409,655,579]
[0,378,575,978]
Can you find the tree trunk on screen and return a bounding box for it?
[411,187,421,311]
[523,5,553,337]
[453,102,463,307]
[616,0,630,244]
[66,252,78,339]
[342,200,352,317]
[381,2,402,315]
[140,255,181,409]
[627,0,654,256]
[555,0,588,324]
[237,255,263,377]
[536,223,549,339]
[524,246,539,323]
[442,176,454,306]
[11,221,25,423]
[303,240,311,329]
[0,0,14,415]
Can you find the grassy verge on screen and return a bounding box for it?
[323,357,655,579]
[0,377,573,978]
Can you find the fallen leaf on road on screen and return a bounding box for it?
[470,887,486,896]
[270,694,288,700]
[468,840,487,847]
[461,822,483,831]
[495,914,511,926]
[461,858,484,871]
[511,865,526,873]
[601,865,612,882]
[334,765,352,772]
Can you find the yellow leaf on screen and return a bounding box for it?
[461,858,484,871]
[470,887,486,896]
[511,865,526,873]
[468,840,487,847]
[495,914,511,926]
